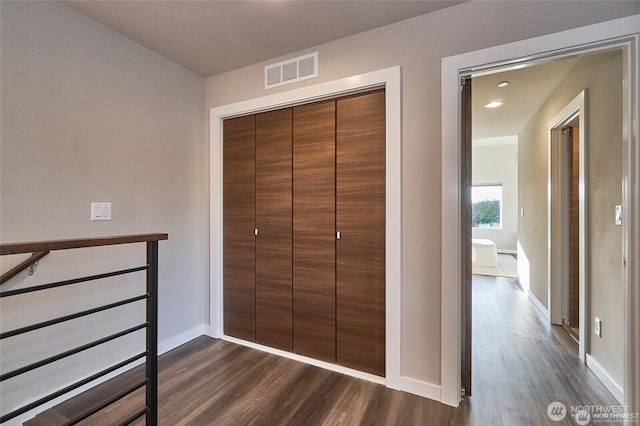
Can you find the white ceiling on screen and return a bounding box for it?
[61,1,581,139]
[472,57,579,140]
[63,0,465,78]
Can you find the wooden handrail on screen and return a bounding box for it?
[1,251,50,285]
[0,233,168,256]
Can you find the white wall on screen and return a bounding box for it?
[518,50,624,387]
[0,1,204,421]
[204,1,640,394]
[472,139,518,252]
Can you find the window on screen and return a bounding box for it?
[472,184,502,228]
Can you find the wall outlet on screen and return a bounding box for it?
[594,317,602,337]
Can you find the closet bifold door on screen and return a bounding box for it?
[223,115,256,342]
[293,100,336,362]
[255,109,293,351]
[336,90,386,376]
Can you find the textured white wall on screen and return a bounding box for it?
[0,1,205,419]
[518,50,624,387]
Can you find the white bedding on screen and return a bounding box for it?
[472,238,497,268]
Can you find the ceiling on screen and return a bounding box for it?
[63,0,465,78]
[472,57,579,141]
[61,1,582,139]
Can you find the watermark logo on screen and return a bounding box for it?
[547,401,567,421]
[574,409,591,425]
[547,401,640,424]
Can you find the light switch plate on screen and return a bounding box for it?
[615,205,622,226]
[594,317,602,337]
[91,202,112,221]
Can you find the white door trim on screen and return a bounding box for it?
[441,15,639,408]
[209,67,419,396]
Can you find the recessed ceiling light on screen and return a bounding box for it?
[484,100,503,109]
[497,81,510,88]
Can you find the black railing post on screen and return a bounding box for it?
[146,241,159,425]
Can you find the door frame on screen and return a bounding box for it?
[548,92,587,362]
[208,67,419,394]
[441,15,639,408]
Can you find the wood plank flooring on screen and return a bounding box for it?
[26,275,619,425]
[469,275,620,426]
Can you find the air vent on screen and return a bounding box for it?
[265,52,318,89]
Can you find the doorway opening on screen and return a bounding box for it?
[441,15,639,410]
[465,49,626,405]
[548,91,586,359]
[559,118,581,342]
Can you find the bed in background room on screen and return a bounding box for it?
[471,238,497,268]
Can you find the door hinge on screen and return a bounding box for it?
[461,387,466,400]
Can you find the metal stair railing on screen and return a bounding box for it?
[0,233,167,425]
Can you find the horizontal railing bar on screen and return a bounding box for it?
[0,266,149,298]
[66,379,148,426]
[0,351,147,424]
[1,233,168,256]
[1,323,148,382]
[119,407,149,426]
[0,251,49,285]
[0,294,148,340]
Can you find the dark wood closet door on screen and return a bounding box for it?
[292,100,336,362]
[336,90,386,376]
[223,115,256,341]
[255,109,293,351]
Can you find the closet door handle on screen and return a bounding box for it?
[336,231,341,240]
[254,228,259,236]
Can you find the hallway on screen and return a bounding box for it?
[469,274,621,425]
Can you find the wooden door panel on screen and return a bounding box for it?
[569,125,580,328]
[336,90,386,376]
[255,109,293,351]
[223,115,256,341]
[461,78,472,396]
[292,100,336,362]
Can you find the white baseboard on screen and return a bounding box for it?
[221,335,443,401]
[586,354,624,404]
[220,334,386,385]
[158,324,206,355]
[387,375,441,401]
[528,292,550,321]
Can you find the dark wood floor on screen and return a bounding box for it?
[27,275,619,425]
[468,275,620,426]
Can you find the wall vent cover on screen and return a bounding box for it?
[265,52,318,89]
